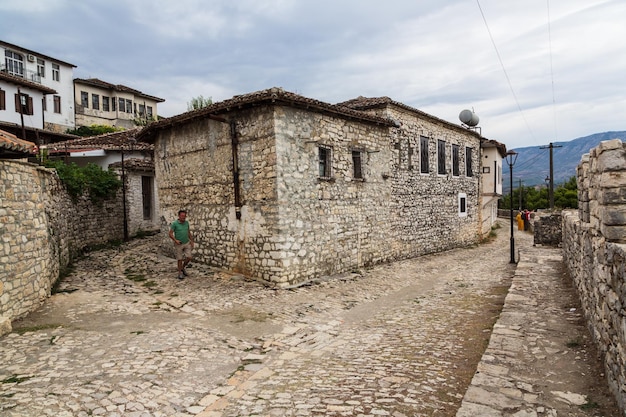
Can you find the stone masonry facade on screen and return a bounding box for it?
[0,159,124,326]
[140,88,482,287]
[562,138,626,414]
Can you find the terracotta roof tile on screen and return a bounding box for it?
[0,71,57,94]
[47,129,153,153]
[137,87,396,143]
[0,128,37,155]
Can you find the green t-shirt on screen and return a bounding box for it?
[170,220,190,244]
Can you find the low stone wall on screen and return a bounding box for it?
[0,159,124,330]
[562,138,626,414]
[533,212,562,246]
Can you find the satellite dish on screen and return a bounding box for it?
[459,109,479,127]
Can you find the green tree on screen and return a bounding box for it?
[187,95,213,111]
[45,161,121,203]
[500,176,578,210]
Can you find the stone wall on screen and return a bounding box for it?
[153,102,482,286]
[562,138,626,414]
[533,212,562,246]
[0,158,124,326]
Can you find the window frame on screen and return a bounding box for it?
[352,149,364,180]
[15,93,33,115]
[36,58,45,78]
[102,96,110,112]
[53,95,61,114]
[437,139,447,175]
[458,193,468,217]
[452,144,460,177]
[52,63,60,81]
[0,89,6,110]
[419,136,429,174]
[466,147,474,177]
[5,50,24,77]
[318,145,333,179]
[92,94,100,110]
[80,91,89,108]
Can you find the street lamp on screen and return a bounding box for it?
[506,150,518,264]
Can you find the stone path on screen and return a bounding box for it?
[0,223,620,416]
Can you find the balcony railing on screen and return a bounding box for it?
[0,64,42,84]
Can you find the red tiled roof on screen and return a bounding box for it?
[0,128,37,155]
[137,87,397,143]
[47,128,153,153]
[74,78,165,102]
[109,158,154,171]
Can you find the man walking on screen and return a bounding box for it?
[169,210,194,279]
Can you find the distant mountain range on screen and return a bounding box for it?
[502,131,626,191]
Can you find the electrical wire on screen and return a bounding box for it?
[475,0,537,142]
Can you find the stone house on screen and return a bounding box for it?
[138,87,486,286]
[46,129,160,237]
[74,78,164,130]
[0,40,76,135]
[479,138,507,235]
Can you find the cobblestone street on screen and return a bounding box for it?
[1,224,619,416]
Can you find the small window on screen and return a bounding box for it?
[420,136,429,174]
[92,94,100,110]
[146,106,153,118]
[452,144,460,177]
[81,91,89,108]
[458,193,468,217]
[37,58,45,78]
[142,176,153,220]
[437,140,446,175]
[352,150,363,180]
[15,93,33,115]
[52,63,60,81]
[466,147,474,177]
[318,146,332,178]
[53,95,61,114]
[5,50,24,77]
[112,97,117,112]
[43,96,47,111]
[482,166,490,174]
[125,99,132,113]
[138,104,145,117]
[102,96,110,112]
[118,98,125,112]
[0,89,5,110]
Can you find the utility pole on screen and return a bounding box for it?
[540,142,562,210]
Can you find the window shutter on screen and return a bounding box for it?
[15,93,20,113]
[0,90,5,110]
[27,96,34,115]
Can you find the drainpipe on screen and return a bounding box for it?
[230,121,242,220]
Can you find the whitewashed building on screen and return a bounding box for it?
[0,40,76,135]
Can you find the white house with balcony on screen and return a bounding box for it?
[0,40,76,135]
[74,78,164,130]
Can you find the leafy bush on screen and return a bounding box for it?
[46,161,121,202]
[66,124,122,137]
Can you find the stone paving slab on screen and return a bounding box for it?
[0,224,620,417]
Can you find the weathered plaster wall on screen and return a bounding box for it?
[0,159,124,327]
[562,139,626,414]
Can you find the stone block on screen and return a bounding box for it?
[600,205,626,226]
[601,224,626,242]
[0,316,12,336]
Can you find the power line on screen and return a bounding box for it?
[547,0,558,143]
[475,0,537,143]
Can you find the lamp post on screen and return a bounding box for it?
[506,150,518,264]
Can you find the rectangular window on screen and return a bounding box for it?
[42,96,47,111]
[52,63,60,81]
[53,95,61,113]
[15,93,33,115]
[458,193,468,217]
[318,146,332,178]
[125,99,132,113]
[352,150,363,180]
[5,50,24,77]
[0,89,5,110]
[102,96,110,111]
[92,94,100,110]
[142,176,153,220]
[452,144,460,176]
[112,97,116,111]
[146,106,153,118]
[420,136,429,174]
[37,58,45,78]
[81,91,89,108]
[118,98,125,112]
[437,140,446,175]
[138,104,145,116]
[466,147,474,177]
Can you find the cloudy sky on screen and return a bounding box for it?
[1,0,624,149]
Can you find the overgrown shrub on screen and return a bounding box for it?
[46,161,121,203]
